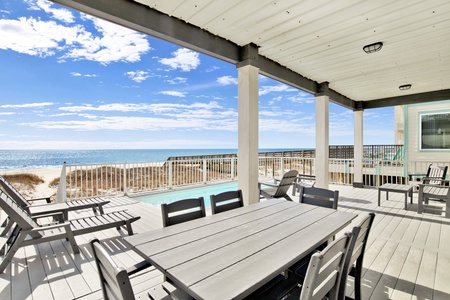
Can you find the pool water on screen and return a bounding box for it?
[134,181,239,207]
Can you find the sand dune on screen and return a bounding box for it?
[0,167,62,200]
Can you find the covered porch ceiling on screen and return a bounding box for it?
[51,0,450,111]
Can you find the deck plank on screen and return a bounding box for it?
[2,184,450,299]
[413,249,437,300]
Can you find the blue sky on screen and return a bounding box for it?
[0,0,394,150]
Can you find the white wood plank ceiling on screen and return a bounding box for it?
[134,0,450,103]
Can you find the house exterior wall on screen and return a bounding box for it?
[404,100,450,162]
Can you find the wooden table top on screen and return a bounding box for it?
[378,183,413,191]
[124,199,356,300]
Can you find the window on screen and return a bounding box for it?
[420,112,450,150]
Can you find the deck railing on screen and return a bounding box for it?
[55,154,448,202]
[59,158,237,201]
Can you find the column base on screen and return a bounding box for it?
[353,182,364,188]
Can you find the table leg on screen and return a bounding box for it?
[418,191,423,214]
[378,189,381,206]
[446,200,450,218]
[386,191,389,200]
[404,193,407,210]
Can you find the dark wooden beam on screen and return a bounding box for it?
[360,89,450,109]
[50,0,240,63]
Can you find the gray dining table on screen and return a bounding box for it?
[123,198,356,300]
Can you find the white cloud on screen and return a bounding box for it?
[217,76,237,85]
[205,66,220,72]
[259,84,297,96]
[21,101,237,132]
[71,72,97,77]
[125,70,149,82]
[58,101,222,113]
[159,91,187,98]
[1,102,54,108]
[167,77,187,84]
[62,15,151,64]
[0,112,16,115]
[0,17,66,57]
[287,92,315,103]
[0,2,151,64]
[159,48,200,71]
[27,0,75,23]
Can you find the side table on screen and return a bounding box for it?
[378,183,413,210]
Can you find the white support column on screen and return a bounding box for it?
[353,109,364,187]
[315,95,329,188]
[237,64,259,205]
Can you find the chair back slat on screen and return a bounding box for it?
[338,212,376,300]
[91,239,135,300]
[0,176,30,210]
[210,190,243,214]
[424,165,448,184]
[161,197,206,227]
[273,170,299,197]
[0,191,40,235]
[300,233,351,300]
[299,186,339,209]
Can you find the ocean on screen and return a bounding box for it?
[0,148,307,171]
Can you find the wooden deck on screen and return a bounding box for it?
[1,185,449,300]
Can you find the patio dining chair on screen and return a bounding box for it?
[293,186,340,272]
[0,190,140,274]
[259,170,299,201]
[339,212,376,300]
[210,189,243,214]
[246,232,352,300]
[292,174,316,196]
[161,197,206,227]
[0,175,110,220]
[299,186,339,209]
[91,239,191,300]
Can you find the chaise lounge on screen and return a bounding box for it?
[0,175,110,220]
[0,190,140,274]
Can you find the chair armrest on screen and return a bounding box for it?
[28,221,71,232]
[126,260,152,276]
[422,177,448,184]
[419,179,449,186]
[408,173,427,181]
[31,211,65,224]
[28,197,52,204]
[258,181,279,188]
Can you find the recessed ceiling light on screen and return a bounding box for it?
[363,42,383,54]
[399,84,412,91]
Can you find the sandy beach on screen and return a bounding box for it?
[0,167,62,199]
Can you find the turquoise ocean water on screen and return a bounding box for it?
[0,148,307,171]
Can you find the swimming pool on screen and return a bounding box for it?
[134,181,238,207]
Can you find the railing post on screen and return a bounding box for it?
[231,157,235,180]
[123,162,127,195]
[375,162,380,187]
[168,161,173,189]
[280,156,285,176]
[56,162,67,203]
[203,159,207,183]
